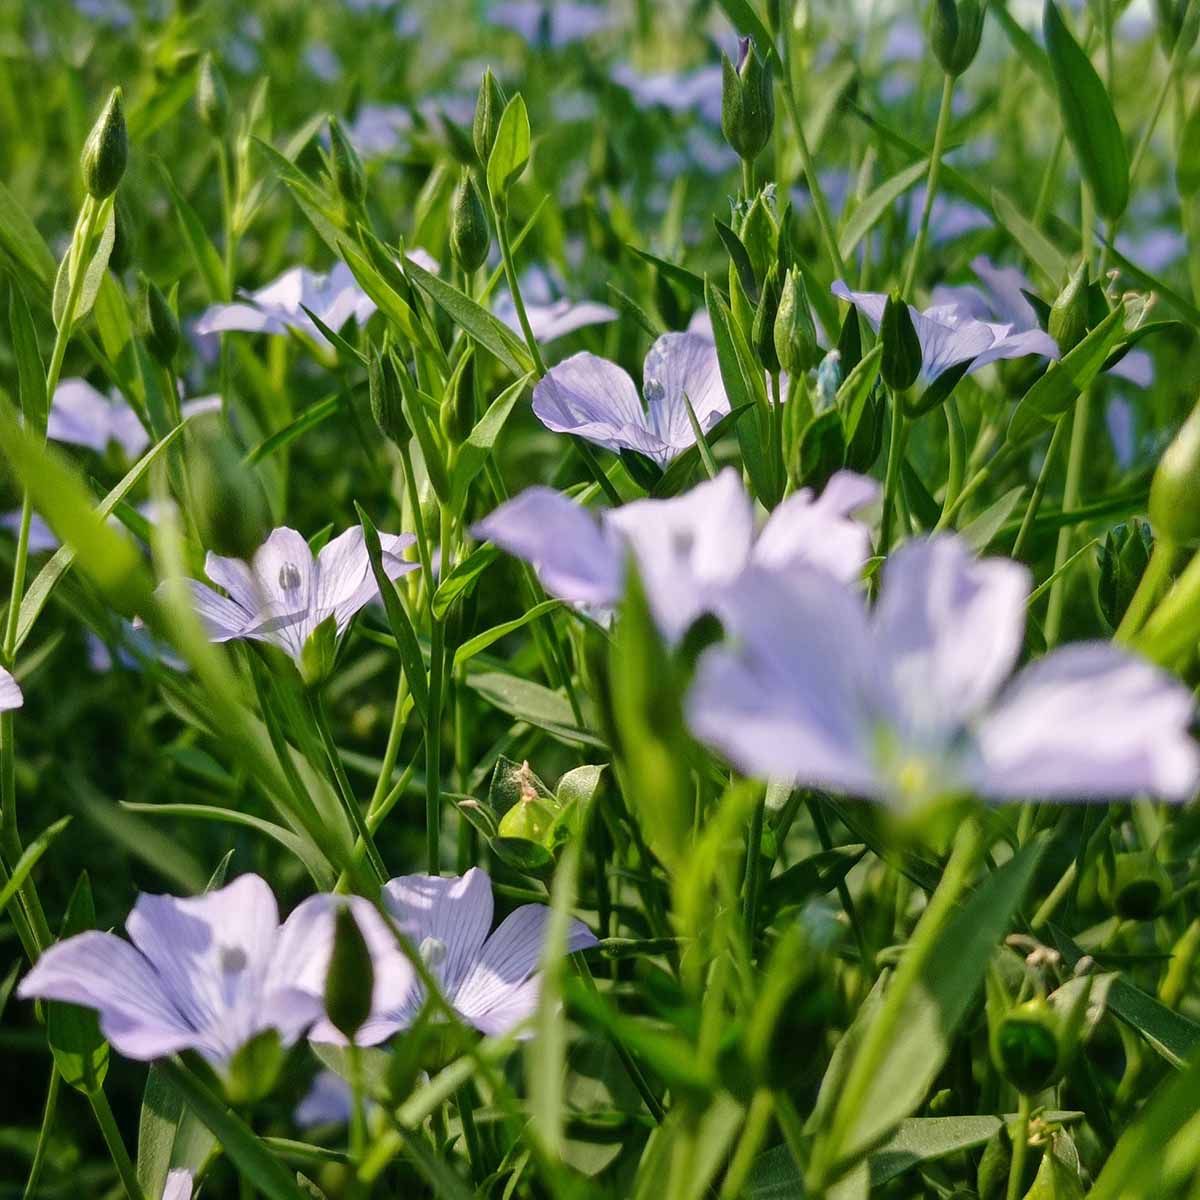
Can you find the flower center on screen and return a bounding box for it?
[418,936,448,969]
[220,945,248,975]
[278,562,302,592]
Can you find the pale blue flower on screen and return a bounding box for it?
[163,1170,194,1200]
[688,535,1200,805]
[532,333,729,467]
[490,2,617,46]
[0,667,22,712]
[174,525,418,665]
[18,875,326,1064]
[494,273,617,345]
[296,1069,354,1128]
[833,281,1059,384]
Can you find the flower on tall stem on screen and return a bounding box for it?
[167,525,418,667]
[687,535,1200,807]
[17,875,327,1065]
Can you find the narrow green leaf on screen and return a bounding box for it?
[432,544,501,620]
[629,246,707,302]
[9,278,47,434]
[486,94,531,202]
[467,671,604,748]
[454,600,562,668]
[137,1063,218,1200]
[245,393,342,465]
[156,158,229,302]
[0,179,56,287]
[1044,0,1129,220]
[0,816,71,918]
[839,159,929,262]
[991,187,1068,286]
[960,485,1025,552]
[450,372,533,508]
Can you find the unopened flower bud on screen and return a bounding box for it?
[880,292,922,392]
[991,997,1063,1093]
[449,171,490,274]
[329,117,366,210]
[1100,849,1174,920]
[323,905,374,1042]
[1098,519,1154,630]
[931,0,988,77]
[441,354,476,445]
[82,88,128,200]
[721,37,774,164]
[197,54,231,139]
[139,275,181,368]
[109,197,134,274]
[472,68,507,168]
[775,268,822,377]
[1150,395,1200,545]
[753,264,783,374]
[1049,261,1090,353]
[368,349,411,448]
[187,414,272,560]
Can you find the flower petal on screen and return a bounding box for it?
[46,379,120,453]
[976,643,1200,801]
[174,579,252,643]
[642,332,729,463]
[686,565,879,794]
[244,528,317,658]
[382,868,495,1005]
[873,536,1029,740]
[0,667,23,712]
[18,930,197,1060]
[472,488,624,612]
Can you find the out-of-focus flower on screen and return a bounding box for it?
[368,868,596,1037]
[18,875,325,1065]
[172,525,418,666]
[296,1069,354,1128]
[474,468,878,639]
[688,535,1200,806]
[193,264,376,339]
[0,667,23,711]
[833,281,1059,384]
[532,332,729,466]
[163,1169,194,1200]
[1,512,59,554]
[611,63,724,124]
[495,294,617,344]
[490,1,616,46]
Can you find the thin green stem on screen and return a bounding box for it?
[879,394,909,555]
[456,1082,487,1185]
[944,397,965,520]
[1012,415,1069,562]
[741,158,755,205]
[1044,393,1089,649]
[809,795,873,972]
[492,199,547,378]
[742,790,766,948]
[902,74,955,297]
[88,1088,146,1200]
[1116,541,1175,641]
[23,1066,59,1200]
[1006,1092,1033,1200]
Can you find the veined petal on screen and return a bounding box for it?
[174,579,252,643]
[472,488,624,611]
[18,930,197,1060]
[873,536,1029,741]
[0,667,23,712]
[382,869,495,1005]
[244,528,316,658]
[975,643,1200,801]
[831,281,887,329]
[315,526,419,633]
[204,551,261,617]
[967,326,1059,374]
[642,332,729,462]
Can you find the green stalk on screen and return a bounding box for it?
[1044,392,1090,649]
[809,817,985,1189]
[491,197,547,378]
[456,1082,487,1185]
[879,394,909,556]
[1012,415,1069,562]
[943,396,965,519]
[23,1066,59,1200]
[1006,1092,1033,1200]
[88,1088,146,1200]
[742,158,755,205]
[902,74,955,297]
[742,789,766,947]
[1116,541,1175,641]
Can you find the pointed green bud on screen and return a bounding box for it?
[109,196,134,274]
[1048,261,1090,353]
[368,347,411,448]
[329,116,367,210]
[139,274,181,368]
[82,88,128,200]
[1150,395,1200,545]
[187,414,272,560]
[880,292,922,391]
[449,170,490,274]
[721,38,775,164]
[323,905,375,1043]
[932,0,988,76]
[775,267,822,376]
[753,264,783,373]
[1097,519,1154,630]
[991,997,1064,1093]
[441,353,476,445]
[300,612,339,688]
[1100,849,1174,920]
[472,68,507,168]
[197,54,231,138]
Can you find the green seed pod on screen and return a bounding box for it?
[139,274,181,368]
[992,997,1064,1093]
[368,347,411,448]
[324,905,375,1043]
[1048,261,1090,353]
[721,38,775,164]
[449,170,490,274]
[1097,519,1154,631]
[197,53,231,139]
[81,88,128,200]
[880,292,922,392]
[472,68,507,169]
[1150,397,1200,546]
[329,116,367,210]
[497,793,557,843]
[186,414,273,560]
[775,267,822,376]
[1099,849,1174,920]
[753,264,783,374]
[931,0,988,77]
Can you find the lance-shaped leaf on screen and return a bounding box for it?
[486,94,531,205]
